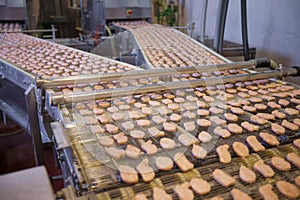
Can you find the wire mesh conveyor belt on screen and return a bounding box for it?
[0,33,140,80]
[0,31,255,94]
[113,21,230,69]
[50,70,300,196]
[95,143,300,200]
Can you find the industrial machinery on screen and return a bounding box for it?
[48,61,300,199]
[1,20,300,199]
[0,0,27,29]
[0,32,139,165]
[52,0,152,54]
[70,0,152,43]
[92,21,229,69]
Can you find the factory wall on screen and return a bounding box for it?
[189,0,300,70]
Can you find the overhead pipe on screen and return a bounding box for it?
[241,0,250,61]
[213,0,229,53]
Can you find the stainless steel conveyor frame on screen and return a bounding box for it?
[0,32,141,166]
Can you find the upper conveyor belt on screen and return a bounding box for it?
[114,21,230,68]
[0,33,140,80]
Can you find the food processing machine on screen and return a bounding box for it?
[1,21,300,199]
[51,0,152,55]
[73,0,152,44]
[0,0,27,28]
[0,32,140,165]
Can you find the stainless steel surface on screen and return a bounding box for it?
[0,0,5,6]
[105,0,151,20]
[91,30,149,68]
[0,7,27,20]
[105,8,152,20]
[0,166,55,200]
[0,0,27,21]
[51,67,298,105]
[51,38,91,52]
[52,127,84,189]
[5,0,25,7]
[51,122,71,150]
[105,0,152,8]
[79,0,152,38]
[0,58,35,89]
[25,84,44,165]
[0,78,29,129]
[0,65,52,144]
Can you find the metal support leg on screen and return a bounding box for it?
[213,0,229,53]
[25,85,44,166]
[51,25,56,43]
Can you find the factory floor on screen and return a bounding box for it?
[0,119,64,193]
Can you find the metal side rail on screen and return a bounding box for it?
[50,66,300,105]
[37,58,278,88]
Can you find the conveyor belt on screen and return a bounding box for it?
[95,143,300,200]
[0,23,259,100]
[0,31,243,95]
[114,21,230,69]
[51,76,300,194]
[0,33,140,80]
[1,22,299,199]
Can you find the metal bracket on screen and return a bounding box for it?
[50,66,300,105]
[51,122,70,150]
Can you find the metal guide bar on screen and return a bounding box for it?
[38,58,278,88]
[0,29,57,33]
[37,59,261,88]
[51,67,299,105]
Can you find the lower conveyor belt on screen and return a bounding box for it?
[52,75,300,198]
[95,143,300,199]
